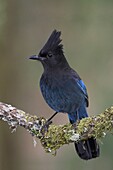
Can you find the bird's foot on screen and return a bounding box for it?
[72,122,78,130]
[41,120,52,135]
[72,120,80,130]
[40,112,58,135]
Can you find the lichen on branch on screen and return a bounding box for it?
[0,102,113,155]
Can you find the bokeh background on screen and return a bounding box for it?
[0,0,113,170]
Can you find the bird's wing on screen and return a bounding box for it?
[76,79,89,107]
[69,69,89,107]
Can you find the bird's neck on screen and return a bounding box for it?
[43,62,70,74]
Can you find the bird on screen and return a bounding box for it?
[29,30,100,160]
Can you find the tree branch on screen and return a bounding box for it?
[0,102,113,155]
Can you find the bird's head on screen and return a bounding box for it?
[29,30,69,70]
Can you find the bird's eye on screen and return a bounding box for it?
[47,52,53,58]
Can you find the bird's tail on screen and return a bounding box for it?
[74,137,100,160]
[68,107,100,160]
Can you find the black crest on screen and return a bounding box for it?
[40,30,63,56]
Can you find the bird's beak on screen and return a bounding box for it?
[29,55,40,60]
[29,55,46,61]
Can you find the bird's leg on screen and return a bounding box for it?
[73,110,80,128]
[47,111,58,122]
[76,110,80,122]
[41,112,58,133]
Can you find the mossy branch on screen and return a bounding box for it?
[0,102,113,155]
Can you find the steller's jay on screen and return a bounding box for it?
[29,30,100,160]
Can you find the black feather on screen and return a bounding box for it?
[40,30,63,56]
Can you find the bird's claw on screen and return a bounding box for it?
[41,120,52,134]
[72,121,80,130]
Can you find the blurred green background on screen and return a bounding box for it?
[0,0,113,170]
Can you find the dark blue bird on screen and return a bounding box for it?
[29,30,100,160]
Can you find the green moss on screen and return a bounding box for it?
[38,107,113,154]
[40,124,73,154]
[2,102,113,155]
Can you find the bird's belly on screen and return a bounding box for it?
[40,82,82,113]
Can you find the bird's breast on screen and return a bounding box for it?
[40,73,83,113]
